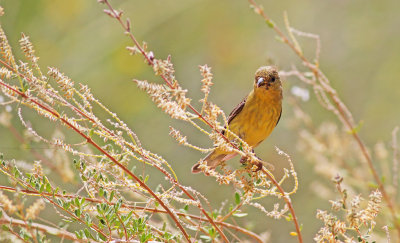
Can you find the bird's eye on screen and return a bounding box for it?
[271,77,276,82]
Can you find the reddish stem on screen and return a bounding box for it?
[261,168,303,242]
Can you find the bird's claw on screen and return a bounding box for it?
[240,156,263,172]
[240,155,274,172]
[253,161,263,172]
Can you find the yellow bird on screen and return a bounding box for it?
[192,66,283,173]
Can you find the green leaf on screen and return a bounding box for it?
[162,222,166,231]
[22,79,29,92]
[115,199,122,212]
[74,197,80,207]
[74,209,81,217]
[84,228,92,239]
[275,35,285,43]
[56,198,63,206]
[39,183,45,193]
[266,19,275,28]
[98,233,107,241]
[200,235,212,242]
[46,183,52,193]
[63,201,70,210]
[85,213,92,226]
[211,210,218,219]
[347,120,364,134]
[74,231,83,239]
[233,212,247,218]
[88,128,94,138]
[235,192,241,205]
[109,190,115,201]
[368,181,379,189]
[239,142,243,151]
[286,213,293,221]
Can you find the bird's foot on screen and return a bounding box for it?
[240,156,263,172]
[253,161,263,172]
[240,155,274,172]
[239,156,248,164]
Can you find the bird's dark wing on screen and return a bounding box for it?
[221,96,247,135]
[275,109,282,127]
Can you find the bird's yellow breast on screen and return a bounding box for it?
[227,89,282,147]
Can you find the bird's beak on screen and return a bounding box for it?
[257,77,265,87]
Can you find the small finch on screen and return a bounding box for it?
[192,66,283,173]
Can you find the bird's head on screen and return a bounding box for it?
[253,66,281,92]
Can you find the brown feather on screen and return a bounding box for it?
[221,95,247,135]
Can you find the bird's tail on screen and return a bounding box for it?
[191,150,227,174]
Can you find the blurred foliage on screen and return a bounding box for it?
[0,0,399,241]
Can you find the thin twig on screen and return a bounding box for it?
[217,199,245,223]
[261,168,303,242]
[0,209,81,242]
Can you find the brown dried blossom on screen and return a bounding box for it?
[135,79,189,120]
[0,67,12,79]
[169,126,187,145]
[152,58,175,84]
[0,192,17,214]
[32,161,44,178]
[0,26,17,69]
[25,199,45,220]
[199,64,213,95]
[47,67,75,99]
[360,190,382,223]
[19,34,38,64]
[315,187,383,242]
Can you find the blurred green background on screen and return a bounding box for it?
[1,0,400,241]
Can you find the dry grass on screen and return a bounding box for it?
[0,1,397,242]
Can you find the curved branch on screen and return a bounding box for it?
[0,209,80,242]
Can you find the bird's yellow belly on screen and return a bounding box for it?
[227,103,280,148]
